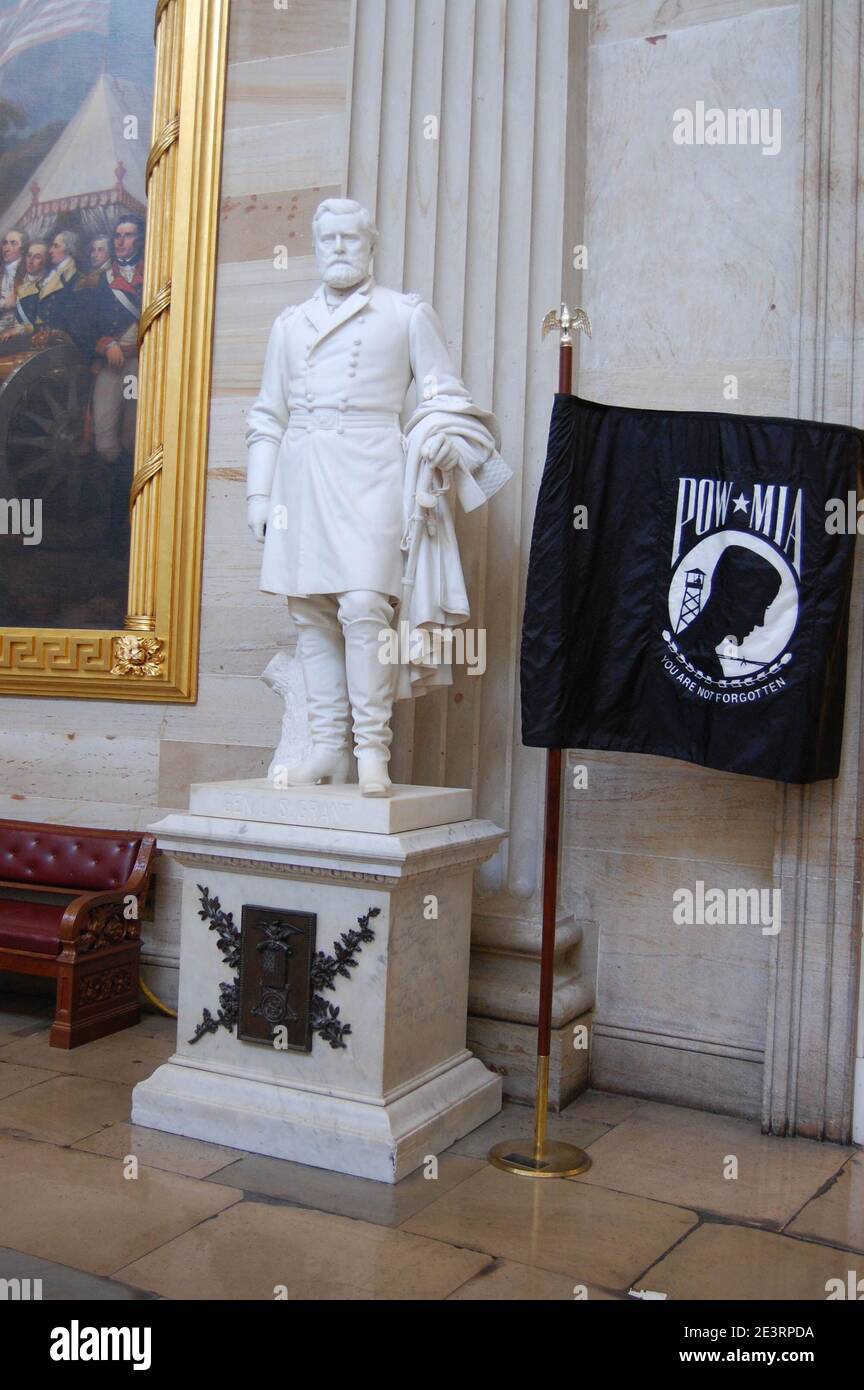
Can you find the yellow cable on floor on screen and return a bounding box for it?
[139,977,177,1019]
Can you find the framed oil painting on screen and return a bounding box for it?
[0,0,229,700]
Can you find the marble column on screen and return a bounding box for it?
[345,0,595,1105]
[763,0,864,1143]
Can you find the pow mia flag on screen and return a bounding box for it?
[521,395,864,783]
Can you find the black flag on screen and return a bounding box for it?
[521,394,863,783]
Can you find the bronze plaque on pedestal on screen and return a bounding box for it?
[238,905,317,1052]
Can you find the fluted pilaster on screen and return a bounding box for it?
[346,0,594,1103]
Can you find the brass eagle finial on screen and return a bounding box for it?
[542,304,592,343]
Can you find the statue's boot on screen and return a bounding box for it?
[342,593,396,799]
[278,617,351,786]
[278,747,351,786]
[356,751,392,798]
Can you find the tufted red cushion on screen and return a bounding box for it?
[0,898,65,955]
[0,823,141,892]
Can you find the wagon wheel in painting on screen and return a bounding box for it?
[0,342,110,541]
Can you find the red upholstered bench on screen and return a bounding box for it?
[0,820,156,1048]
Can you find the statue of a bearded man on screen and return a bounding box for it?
[247,199,510,797]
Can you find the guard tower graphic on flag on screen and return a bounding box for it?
[676,567,705,632]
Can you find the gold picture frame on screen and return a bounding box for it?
[0,0,230,702]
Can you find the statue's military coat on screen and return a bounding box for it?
[246,275,489,600]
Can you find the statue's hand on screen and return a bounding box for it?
[247,495,270,543]
[422,432,459,473]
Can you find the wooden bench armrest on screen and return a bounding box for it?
[58,838,156,952]
[126,834,158,896]
[60,888,125,935]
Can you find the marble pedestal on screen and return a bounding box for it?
[132,782,505,1182]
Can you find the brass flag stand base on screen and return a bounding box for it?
[488,304,593,1182]
[488,1057,591,1178]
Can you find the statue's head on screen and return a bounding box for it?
[312,198,378,290]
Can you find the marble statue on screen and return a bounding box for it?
[246,198,510,797]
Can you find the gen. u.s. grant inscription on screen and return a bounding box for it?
[221,790,348,829]
[187,778,474,835]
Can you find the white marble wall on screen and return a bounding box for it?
[579,4,800,415]
[575,1,797,1114]
[576,0,863,1133]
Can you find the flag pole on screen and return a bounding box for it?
[488,303,593,1179]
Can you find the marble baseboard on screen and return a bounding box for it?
[138,959,180,1014]
[590,1028,763,1120]
[467,1013,591,1111]
[133,1054,501,1183]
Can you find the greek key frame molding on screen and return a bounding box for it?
[0,0,230,701]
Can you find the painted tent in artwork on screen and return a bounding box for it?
[0,73,148,237]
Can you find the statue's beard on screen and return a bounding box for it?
[321,260,368,290]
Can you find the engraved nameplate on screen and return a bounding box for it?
[188,778,474,834]
[222,792,350,827]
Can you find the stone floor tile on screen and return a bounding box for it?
[447,1099,608,1160]
[0,1134,241,1276]
[206,1150,483,1226]
[643,1222,863,1300]
[572,1101,851,1224]
[116,1198,491,1300]
[401,1164,697,1288]
[74,1122,245,1180]
[0,1028,174,1086]
[0,999,53,1045]
[0,1075,132,1144]
[0,1246,157,1300]
[446,1258,624,1301]
[562,1090,644,1125]
[786,1153,864,1253]
[0,1060,59,1100]
[134,1013,178,1040]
